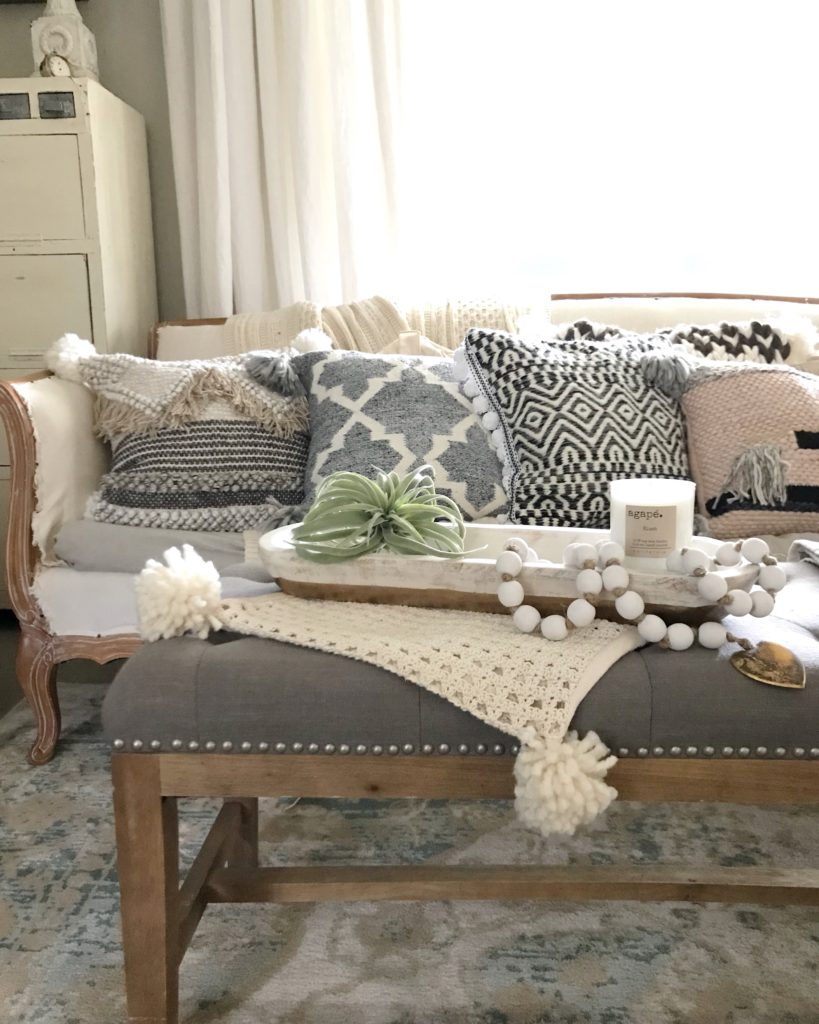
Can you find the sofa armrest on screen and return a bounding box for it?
[0,374,108,621]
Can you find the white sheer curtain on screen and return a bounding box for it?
[160,0,403,316]
[162,0,819,317]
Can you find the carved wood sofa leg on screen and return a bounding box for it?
[113,755,180,1024]
[17,625,61,766]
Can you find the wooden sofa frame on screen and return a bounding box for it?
[2,290,819,764]
[116,751,819,1023]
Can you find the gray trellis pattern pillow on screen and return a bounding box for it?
[293,351,507,519]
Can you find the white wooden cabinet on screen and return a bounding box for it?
[0,78,157,606]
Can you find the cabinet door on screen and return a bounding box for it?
[0,254,92,369]
[0,135,85,241]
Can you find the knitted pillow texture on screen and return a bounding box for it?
[460,329,690,528]
[554,317,819,367]
[682,362,819,538]
[45,335,309,532]
[293,350,506,519]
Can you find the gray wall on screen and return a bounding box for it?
[0,0,186,320]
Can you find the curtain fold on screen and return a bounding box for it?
[160,0,404,317]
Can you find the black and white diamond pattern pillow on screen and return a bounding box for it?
[457,329,690,528]
[294,350,507,520]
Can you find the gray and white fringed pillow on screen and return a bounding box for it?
[554,317,819,366]
[46,335,310,532]
[458,329,690,528]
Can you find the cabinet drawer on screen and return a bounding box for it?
[0,135,85,241]
[0,254,92,361]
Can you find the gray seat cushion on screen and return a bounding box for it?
[102,562,819,758]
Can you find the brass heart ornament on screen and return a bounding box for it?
[730,641,806,689]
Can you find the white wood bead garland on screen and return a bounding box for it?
[493,536,785,653]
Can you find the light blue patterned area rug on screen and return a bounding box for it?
[1,683,818,1024]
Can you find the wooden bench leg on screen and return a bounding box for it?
[228,797,259,868]
[17,624,61,765]
[113,755,179,1024]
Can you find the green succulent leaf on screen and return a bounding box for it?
[291,465,469,562]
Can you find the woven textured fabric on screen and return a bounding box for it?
[555,318,818,367]
[683,363,819,538]
[49,343,310,532]
[405,298,528,350]
[293,350,507,519]
[462,329,689,528]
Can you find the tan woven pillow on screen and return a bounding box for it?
[683,364,819,538]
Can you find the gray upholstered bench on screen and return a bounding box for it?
[105,562,819,1024]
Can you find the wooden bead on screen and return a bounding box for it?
[504,537,529,559]
[597,541,624,566]
[725,589,753,616]
[513,604,542,633]
[614,590,644,620]
[566,598,596,628]
[602,564,629,592]
[638,614,667,643]
[757,563,786,592]
[750,589,775,617]
[681,548,710,574]
[697,572,728,602]
[698,621,727,649]
[541,614,568,640]
[715,542,742,567]
[495,550,523,578]
[667,622,695,651]
[741,537,770,564]
[498,580,525,608]
[666,550,685,573]
[573,543,598,568]
[575,568,603,596]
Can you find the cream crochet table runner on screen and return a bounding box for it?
[136,547,641,837]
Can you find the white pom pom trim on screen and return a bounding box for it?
[514,728,618,836]
[292,328,333,353]
[44,333,96,381]
[136,544,223,641]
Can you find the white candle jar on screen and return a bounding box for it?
[609,478,696,573]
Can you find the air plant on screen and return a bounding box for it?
[291,466,467,562]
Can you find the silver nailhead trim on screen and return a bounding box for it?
[258,742,270,752]
[510,745,520,755]
[422,744,433,754]
[493,744,505,755]
[241,741,253,752]
[723,746,734,756]
[703,746,715,756]
[402,743,414,754]
[388,744,399,755]
[324,743,336,754]
[113,739,125,749]
[205,741,216,751]
[637,747,648,757]
[794,747,805,757]
[738,747,750,757]
[355,744,367,754]
[476,743,487,754]
[811,748,819,758]
[458,744,469,754]
[618,748,629,757]
[171,739,183,750]
[291,742,303,753]
[755,746,767,756]
[222,741,233,752]
[774,747,786,757]
[131,739,143,750]
[339,744,351,754]
[653,746,664,756]
[372,745,383,755]
[274,742,286,753]
[187,741,199,751]
[438,743,450,754]
[150,740,162,750]
[670,746,681,756]
[686,746,698,756]
[307,743,319,753]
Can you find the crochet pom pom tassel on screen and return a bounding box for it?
[136,544,223,641]
[514,728,618,836]
[44,333,96,381]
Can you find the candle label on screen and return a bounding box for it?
[624,504,677,558]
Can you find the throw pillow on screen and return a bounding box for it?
[682,362,819,538]
[292,350,507,519]
[45,335,309,532]
[554,317,819,367]
[459,329,690,528]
